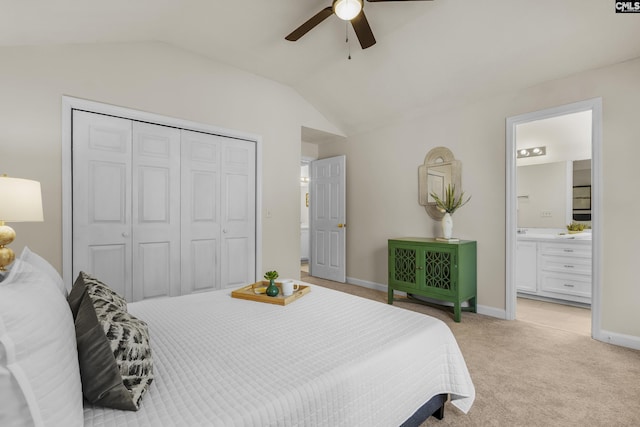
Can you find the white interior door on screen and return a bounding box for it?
[220,140,256,288]
[181,130,222,293]
[310,155,346,283]
[131,122,181,300]
[72,111,133,300]
[181,131,256,291]
[72,107,257,300]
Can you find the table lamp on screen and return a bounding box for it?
[0,175,44,271]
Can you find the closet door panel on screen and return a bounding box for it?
[190,239,217,292]
[181,130,221,293]
[221,141,255,288]
[72,111,133,300]
[224,237,249,288]
[88,244,128,298]
[132,122,181,301]
[138,242,172,299]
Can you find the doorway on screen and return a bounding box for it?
[300,160,311,273]
[506,98,603,340]
[308,155,347,283]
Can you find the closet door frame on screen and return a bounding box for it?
[61,96,262,289]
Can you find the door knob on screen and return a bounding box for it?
[338,223,346,228]
[122,232,129,237]
[223,229,228,234]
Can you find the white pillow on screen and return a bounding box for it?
[19,246,67,297]
[0,260,83,427]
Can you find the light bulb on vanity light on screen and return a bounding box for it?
[517,146,546,159]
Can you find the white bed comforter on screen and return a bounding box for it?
[84,283,474,427]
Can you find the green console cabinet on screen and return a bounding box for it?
[388,237,477,322]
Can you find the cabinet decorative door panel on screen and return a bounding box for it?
[73,111,133,300]
[422,248,456,296]
[390,246,418,290]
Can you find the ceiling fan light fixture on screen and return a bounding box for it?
[333,0,363,21]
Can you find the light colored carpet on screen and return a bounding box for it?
[300,272,640,427]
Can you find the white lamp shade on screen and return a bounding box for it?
[334,0,363,21]
[0,177,44,222]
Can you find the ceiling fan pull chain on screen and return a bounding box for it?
[346,22,351,60]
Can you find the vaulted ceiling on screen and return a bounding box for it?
[2,0,640,136]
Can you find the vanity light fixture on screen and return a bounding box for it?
[517,146,546,158]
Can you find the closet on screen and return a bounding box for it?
[72,110,255,302]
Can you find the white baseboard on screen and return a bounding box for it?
[345,276,388,293]
[326,276,639,349]
[477,305,506,319]
[345,277,506,320]
[595,329,640,351]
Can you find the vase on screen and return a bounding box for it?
[442,213,453,239]
[266,279,279,297]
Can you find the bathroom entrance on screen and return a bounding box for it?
[506,98,602,338]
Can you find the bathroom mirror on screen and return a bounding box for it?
[418,147,462,220]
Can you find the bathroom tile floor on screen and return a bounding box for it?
[517,297,591,336]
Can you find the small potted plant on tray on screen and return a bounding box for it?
[264,270,279,297]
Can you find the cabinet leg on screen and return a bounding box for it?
[453,303,461,322]
[470,297,477,313]
[388,287,394,304]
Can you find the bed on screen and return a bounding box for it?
[0,249,475,427]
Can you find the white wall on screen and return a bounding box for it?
[517,162,569,228]
[0,42,341,282]
[301,141,319,159]
[319,57,640,340]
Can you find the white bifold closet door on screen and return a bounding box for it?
[72,110,255,302]
[180,130,256,294]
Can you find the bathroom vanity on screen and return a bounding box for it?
[516,232,591,305]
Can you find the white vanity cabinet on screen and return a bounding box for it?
[517,236,591,305]
[516,240,537,293]
[538,241,591,304]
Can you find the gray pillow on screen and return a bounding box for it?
[68,272,153,411]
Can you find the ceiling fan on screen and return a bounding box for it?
[285,0,433,50]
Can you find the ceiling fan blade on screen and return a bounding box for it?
[285,7,334,41]
[366,0,433,2]
[351,11,376,49]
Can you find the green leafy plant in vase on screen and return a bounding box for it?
[264,270,279,297]
[566,222,586,234]
[430,184,471,239]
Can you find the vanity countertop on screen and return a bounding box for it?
[517,232,591,243]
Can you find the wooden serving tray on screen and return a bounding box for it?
[231,281,310,305]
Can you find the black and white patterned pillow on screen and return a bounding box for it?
[80,271,128,311]
[68,272,153,411]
